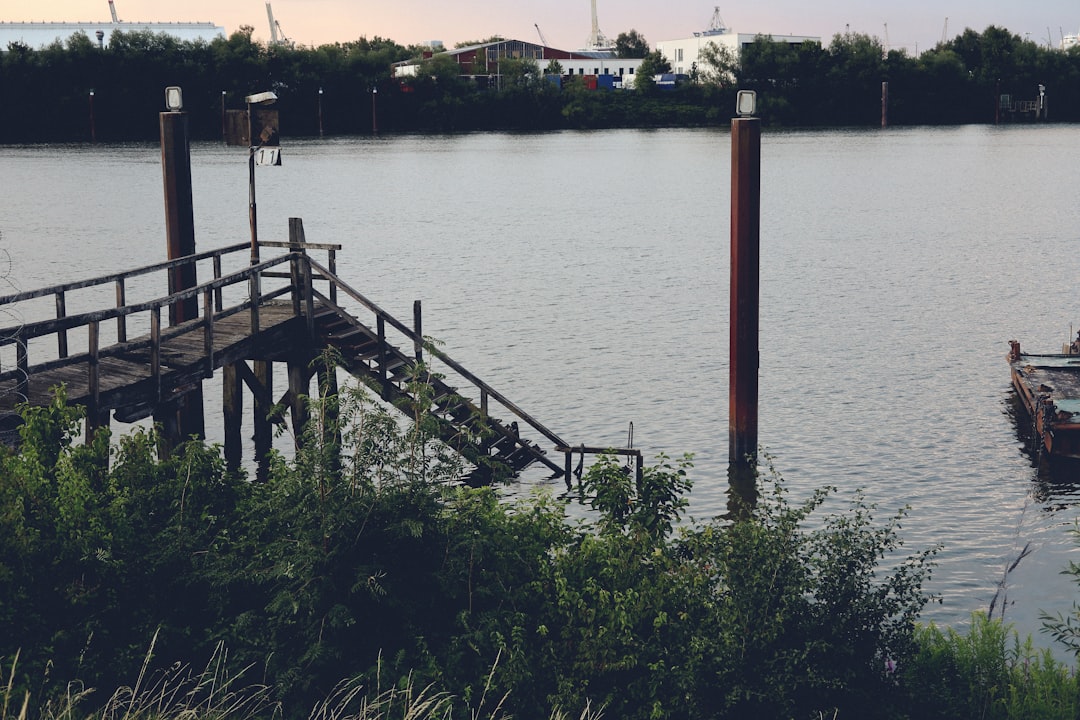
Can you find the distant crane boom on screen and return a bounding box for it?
[534,23,548,46]
[941,17,948,45]
[586,0,609,49]
[108,0,119,23]
[266,3,280,45]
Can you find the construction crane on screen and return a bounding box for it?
[534,23,549,46]
[941,17,949,45]
[586,0,611,50]
[266,2,293,48]
[108,0,120,23]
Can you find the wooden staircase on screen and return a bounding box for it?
[309,286,562,484]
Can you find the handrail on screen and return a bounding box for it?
[0,242,250,305]
[306,257,569,450]
[0,254,296,345]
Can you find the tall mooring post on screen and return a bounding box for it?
[158,86,205,448]
[881,81,889,128]
[729,96,760,473]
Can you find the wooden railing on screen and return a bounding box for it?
[0,238,611,486]
[0,242,338,410]
[304,256,572,478]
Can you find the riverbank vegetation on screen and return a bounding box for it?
[4,378,1080,719]
[1,23,1078,142]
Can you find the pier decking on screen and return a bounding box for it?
[0,228,635,485]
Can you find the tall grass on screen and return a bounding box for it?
[1,644,604,720]
[907,613,1080,720]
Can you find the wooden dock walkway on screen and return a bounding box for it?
[0,225,640,486]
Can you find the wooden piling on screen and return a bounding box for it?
[729,117,761,468]
[160,111,198,324]
[160,108,204,443]
[254,360,272,483]
[881,81,889,128]
[223,362,242,475]
[288,362,310,447]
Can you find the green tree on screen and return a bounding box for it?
[614,29,649,58]
[634,49,671,91]
[697,40,738,86]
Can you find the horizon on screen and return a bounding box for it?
[5,1,1079,56]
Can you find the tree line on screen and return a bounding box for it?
[1,23,1077,141]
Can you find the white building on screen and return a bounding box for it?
[559,54,643,80]
[655,10,819,77]
[0,21,225,50]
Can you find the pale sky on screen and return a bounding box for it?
[4,1,1078,55]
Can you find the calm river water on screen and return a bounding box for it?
[2,125,1080,649]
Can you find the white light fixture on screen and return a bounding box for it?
[736,89,756,117]
[244,91,278,105]
[165,86,183,111]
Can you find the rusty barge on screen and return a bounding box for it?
[1008,340,1080,458]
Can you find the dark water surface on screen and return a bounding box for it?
[3,125,1080,649]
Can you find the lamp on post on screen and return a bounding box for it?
[317,87,324,137]
[88,89,96,143]
[244,91,279,265]
[371,85,378,134]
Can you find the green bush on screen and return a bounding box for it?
[0,380,960,720]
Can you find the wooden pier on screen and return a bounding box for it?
[0,221,637,486]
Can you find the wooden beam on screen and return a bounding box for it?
[254,360,272,483]
[223,362,242,475]
[288,361,310,448]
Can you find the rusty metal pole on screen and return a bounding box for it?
[729,117,760,470]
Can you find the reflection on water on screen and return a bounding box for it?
[5,126,1080,652]
[1004,390,1080,504]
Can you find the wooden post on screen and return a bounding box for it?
[881,81,889,128]
[15,332,28,399]
[328,248,338,304]
[413,300,423,365]
[115,278,127,342]
[160,110,198,324]
[729,117,761,470]
[150,306,162,400]
[316,359,341,468]
[153,403,181,458]
[86,319,101,442]
[203,288,214,377]
[56,291,68,358]
[223,362,243,475]
[377,316,388,396]
[254,360,272,483]
[302,257,315,337]
[249,271,261,335]
[161,107,204,442]
[288,362,310,447]
[212,255,223,311]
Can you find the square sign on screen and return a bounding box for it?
[254,147,282,166]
